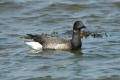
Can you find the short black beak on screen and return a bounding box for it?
[82,26,86,28]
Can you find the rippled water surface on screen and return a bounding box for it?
[0,0,120,80]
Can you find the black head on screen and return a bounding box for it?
[73,21,86,30]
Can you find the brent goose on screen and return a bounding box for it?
[25,21,86,50]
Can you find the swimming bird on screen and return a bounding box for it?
[25,21,86,50]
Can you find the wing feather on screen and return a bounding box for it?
[27,34,72,49]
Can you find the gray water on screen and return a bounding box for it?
[0,0,120,80]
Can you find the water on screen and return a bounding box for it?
[0,0,120,80]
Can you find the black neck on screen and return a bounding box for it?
[71,29,81,49]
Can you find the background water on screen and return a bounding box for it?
[0,0,120,80]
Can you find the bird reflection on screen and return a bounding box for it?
[28,48,83,56]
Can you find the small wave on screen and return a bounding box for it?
[0,0,29,4]
[48,3,88,11]
[0,0,24,9]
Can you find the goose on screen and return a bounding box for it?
[25,21,86,50]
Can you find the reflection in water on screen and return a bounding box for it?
[69,49,83,56]
[28,48,83,56]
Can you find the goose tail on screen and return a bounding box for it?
[27,34,35,38]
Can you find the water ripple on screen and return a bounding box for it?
[0,0,120,80]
